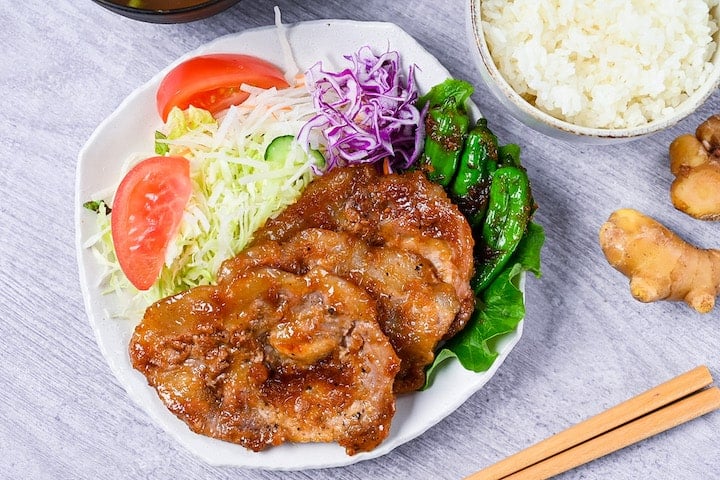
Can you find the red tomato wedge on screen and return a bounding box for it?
[111,156,192,291]
[156,53,290,121]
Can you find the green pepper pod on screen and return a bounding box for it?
[417,79,474,187]
[420,98,470,186]
[450,118,499,227]
[497,143,521,168]
[418,78,474,110]
[450,118,498,197]
[472,165,533,293]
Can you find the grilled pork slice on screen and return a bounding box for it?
[220,228,460,393]
[130,267,399,455]
[251,165,475,338]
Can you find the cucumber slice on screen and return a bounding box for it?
[265,135,325,167]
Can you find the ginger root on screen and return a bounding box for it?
[669,115,720,220]
[599,208,720,313]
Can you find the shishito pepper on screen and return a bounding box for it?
[498,143,521,168]
[418,78,474,112]
[471,165,533,293]
[417,78,535,294]
[418,79,473,187]
[450,118,499,227]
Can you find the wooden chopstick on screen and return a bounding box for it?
[500,387,720,479]
[466,365,718,480]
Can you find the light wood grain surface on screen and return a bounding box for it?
[2,1,720,478]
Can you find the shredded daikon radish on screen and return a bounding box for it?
[274,6,300,84]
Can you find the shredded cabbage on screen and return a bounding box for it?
[298,46,424,173]
[88,83,319,315]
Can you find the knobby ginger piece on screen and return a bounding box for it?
[599,208,720,313]
[669,115,720,220]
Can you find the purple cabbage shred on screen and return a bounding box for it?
[298,46,424,173]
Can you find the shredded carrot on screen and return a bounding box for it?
[174,147,192,158]
[293,73,306,87]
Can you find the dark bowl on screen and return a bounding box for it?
[92,0,241,24]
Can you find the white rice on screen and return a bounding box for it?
[480,0,719,129]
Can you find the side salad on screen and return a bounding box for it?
[85,79,320,317]
[83,41,544,384]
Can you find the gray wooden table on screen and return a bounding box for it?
[2,1,720,478]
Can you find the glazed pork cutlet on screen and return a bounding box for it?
[251,164,475,335]
[241,165,475,392]
[130,163,475,454]
[130,266,400,455]
[219,228,461,393]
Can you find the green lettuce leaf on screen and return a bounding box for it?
[424,221,545,388]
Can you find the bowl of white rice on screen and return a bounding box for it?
[467,0,720,143]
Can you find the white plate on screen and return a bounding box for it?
[74,19,524,470]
